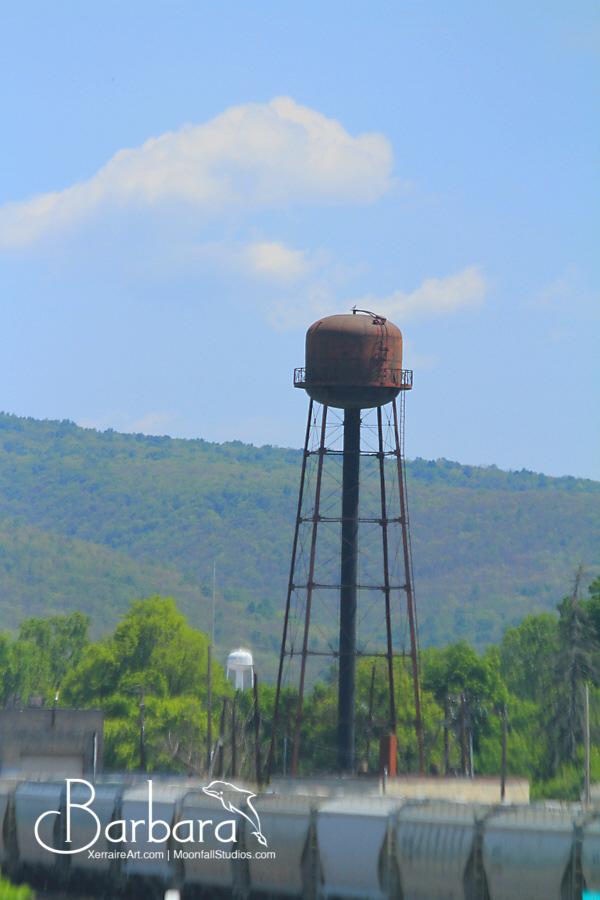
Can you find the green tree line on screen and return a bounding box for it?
[2,576,599,799]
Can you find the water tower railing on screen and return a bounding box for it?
[293,367,413,389]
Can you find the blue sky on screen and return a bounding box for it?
[1,1,598,479]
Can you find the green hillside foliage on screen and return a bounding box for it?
[0,411,598,684]
[2,580,599,799]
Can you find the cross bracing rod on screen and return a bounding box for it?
[304,449,401,459]
[291,582,409,592]
[298,516,405,525]
[281,650,410,659]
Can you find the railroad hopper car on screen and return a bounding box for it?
[1,778,599,899]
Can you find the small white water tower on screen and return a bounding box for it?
[226,648,254,690]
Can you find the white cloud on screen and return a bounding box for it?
[0,97,393,249]
[186,238,319,287]
[242,241,312,284]
[259,265,488,333]
[355,265,488,321]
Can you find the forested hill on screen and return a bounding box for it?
[0,411,598,680]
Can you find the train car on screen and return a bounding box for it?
[579,810,600,896]
[395,800,484,900]
[119,781,185,898]
[64,780,123,894]
[0,779,18,877]
[177,784,247,898]
[2,777,599,900]
[246,793,316,898]
[13,780,66,887]
[482,804,576,900]
[315,796,402,900]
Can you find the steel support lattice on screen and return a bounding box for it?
[266,395,423,781]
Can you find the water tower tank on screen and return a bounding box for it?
[226,648,254,691]
[295,311,405,409]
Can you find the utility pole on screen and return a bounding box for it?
[216,698,228,779]
[253,673,262,787]
[460,694,467,776]
[126,685,147,772]
[501,704,507,801]
[207,645,212,773]
[443,695,450,775]
[365,663,376,771]
[584,683,591,807]
[231,694,237,779]
[139,687,146,773]
[284,695,293,777]
[212,560,216,650]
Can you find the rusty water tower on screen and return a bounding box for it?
[267,310,424,778]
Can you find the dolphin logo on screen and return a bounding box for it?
[202,780,268,847]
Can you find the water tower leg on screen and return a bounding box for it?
[338,407,360,773]
[266,399,314,784]
[392,397,424,773]
[291,406,328,775]
[377,406,397,735]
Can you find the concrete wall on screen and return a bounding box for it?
[271,774,530,803]
[384,775,530,804]
[0,708,103,777]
